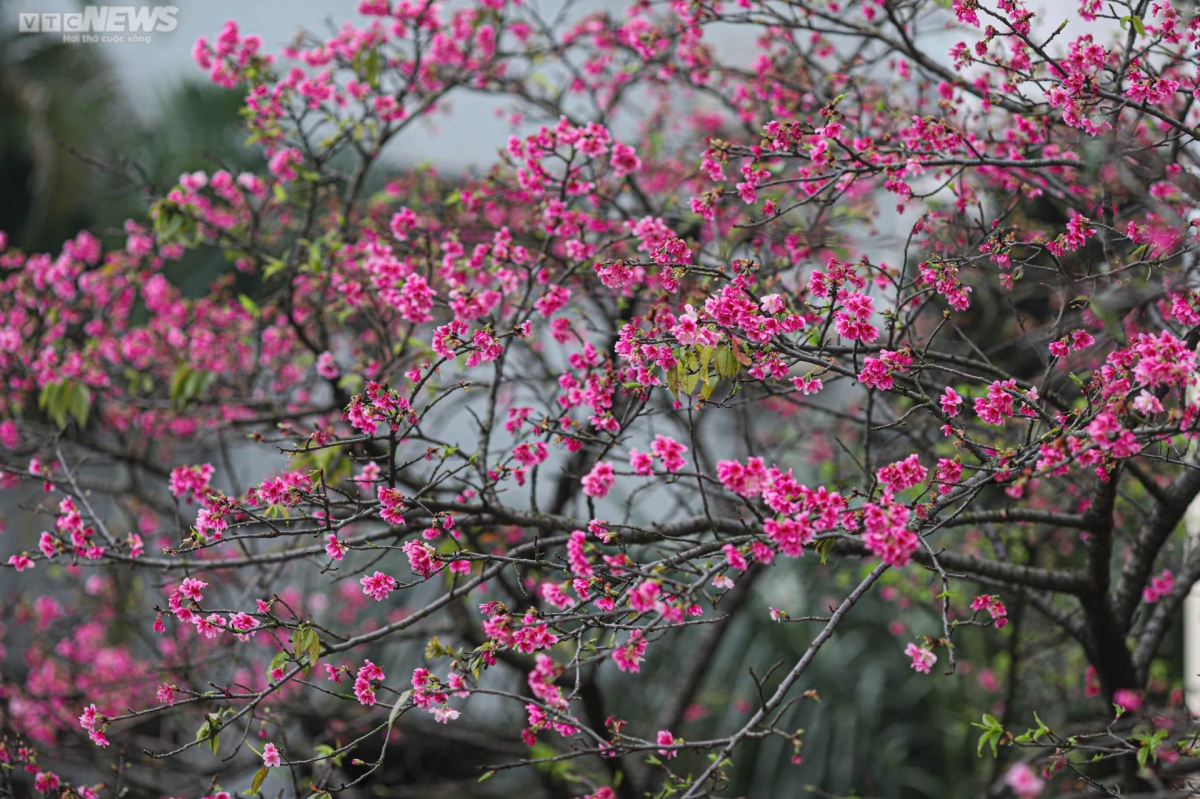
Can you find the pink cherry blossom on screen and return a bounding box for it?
[263,742,282,768]
[360,571,397,601]
[904,643,937,674]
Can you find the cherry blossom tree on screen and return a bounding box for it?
[4,0,1200,796]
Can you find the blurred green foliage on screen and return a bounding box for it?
[0,10,260,257]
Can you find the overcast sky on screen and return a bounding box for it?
[8,0,519,168]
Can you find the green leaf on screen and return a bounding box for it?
[195,717,220,757]
[169,365,192,403]
[815,538,835,565]
[387,689,413,729]
[307,629,321,670]
[268,649,289,680]
[238,293,260,317]
[364,48,381,87]
[179,369,210,407]
[478,770,495,783]
[529,741,574,777]
[37,380,56,412]
[1032,712,1049,741]
[1131,727,1166,767]
[714,344,740,379]
[67,382,91,428]
[1121,14,1145,34]
[680,353,702,395]
[251,765,269,793]
[290,626,306,658]
[697,345,715,382]
[665,363,681,396]
[971,714,1004,758]
[263,257,288,280]
[156,210,183,242]
[338,374,364,395]
[38,380,70,427]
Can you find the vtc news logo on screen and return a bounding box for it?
[18,6,179,36]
